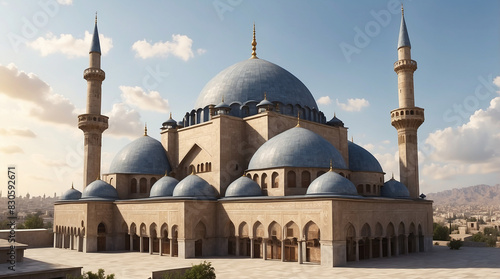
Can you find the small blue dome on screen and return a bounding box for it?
[348,141,383,173]
[162,115,177,128]
[214,101,230,109]
[60,186,82,200]
[109,135,171,175]
[248,127,347,170]
[257,99,274,107]
[194,58,318,112]
[382,178,410,198]
[81,180,119,200]
[172,175,218,199]
[326,114,344,127]
[150,176,179,197]
[225,176,262,197]
[306,171,358,196]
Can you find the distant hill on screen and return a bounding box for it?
[427,184,500,206]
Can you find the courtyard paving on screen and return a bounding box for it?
[0,245,499,278]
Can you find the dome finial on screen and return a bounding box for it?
[392,172,394,179]
[144,123,148,136]
[95,11,98,24]
[251,23,258,59]
[191,167,196,175]
[401,3,404,17]
[263,92,267,100]
[334,111,336,118]
[329,159,333,172]
[351,136,354,143]
[71,182,74,189]
[169,112,173,119]
[296,111,301,127]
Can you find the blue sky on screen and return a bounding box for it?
[0,0,498,197]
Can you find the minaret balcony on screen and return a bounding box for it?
[390,107,424,129]
[83,68,105,80]
[78,114,109,132]
[393,59,417,72]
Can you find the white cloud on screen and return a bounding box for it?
[28,31,113,58]
[197,48,207,55]
[120,86,169,113]
[132,34,196,61]
[105,103,143,139]
[57,0,73,4]
[373,151,399,181]
[493,76,500,88]
[0,64,77,126]
[317,96,332,105]
[336,98,370,112]
[0,128,36,137]
[0,145,23,154]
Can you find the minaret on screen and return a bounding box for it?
[390,6,424,198]
[78,15,108,188]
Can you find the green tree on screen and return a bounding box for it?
[67,268,115,279]
[433,223,450,241]
[23,212,44,229]
[183,261,215,279]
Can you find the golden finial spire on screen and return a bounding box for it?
[95,12,98,24]
[296,111,301,127]
[334,111,336,117]
[242,171,246,177]
[144,123,148,136]
[351,136,354,143]
[71,182,74,189]
[169,112,173,119]
[263,92,267,100]
[191,167,196,175]
[222,95,224,103]
[392,172,394,179]
[251,23,258,59]
[401,3,404,16]
[329,160,333,171]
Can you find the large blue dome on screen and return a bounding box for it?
[81,180,119,200]
[60,186,82,200]
[225,176,262,198]
[248,127,347,170]
[194,58,318,111]
[348,141,383,173]
[306,171,358,196]
[109,135,171,175]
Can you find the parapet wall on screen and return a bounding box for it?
[0,229,53,248]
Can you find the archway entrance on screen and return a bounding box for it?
[97,223,106,251]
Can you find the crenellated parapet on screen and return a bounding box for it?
[83,68,105,81]
[393,59,417,72]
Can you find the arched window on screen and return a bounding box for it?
[261,173,268,189]
[201,163,204,172]
[150,177,157,189]
[287,171,296,188]
[139,178,147,193]
[130,178,137,194]
[253,174,259,183]
[98,223,106,234]
[197,164,200,173]
[301,171,311,188]
[271,172,279,188]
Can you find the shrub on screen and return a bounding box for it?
[67,268,115,279]
[448,239,463,250]
[163,261,216,279]
[433,223,450,241]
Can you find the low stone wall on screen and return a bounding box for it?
[0,229,53,248]
[151,267,191,279]
[433,240,488,247]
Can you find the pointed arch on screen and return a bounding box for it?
[304,221,321,263]
[345,223,356,262]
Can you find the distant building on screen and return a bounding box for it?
[54,8,433,267]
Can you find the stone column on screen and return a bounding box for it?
[130,234,134,252]
[394,236,399,256]
[387,237,391,258]
[140,236,144,253]
[415,235,420,253]
[355,239,359,261]
[262,239,267,260]
[69,234,73,250]
[235,236,240,256]
[368,238,372,259]
[281,240,285,262]
[149,237,153,255]
[404,234,408,255]
[170,238,174,256]
[53,233,57,248]
[378,237,383,258]
[159,237,163,256]
[298,240,303,264]
[61,234,65,249]
[250,238,254,258]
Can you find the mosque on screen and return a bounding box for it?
[53,8,433,267]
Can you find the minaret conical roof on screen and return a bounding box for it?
[397,8,411,49]
[90,15,101,53]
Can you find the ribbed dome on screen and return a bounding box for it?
[60,187,82,200]
[248,127,347,170]
[172,174,218,199]
[306,171,358,196]
[382,178,410,198]
[81,180,119,200]
[109,135,171,175]
[348,141,383,173]
[225,176,262,197]
[150,176,179,197]
[194,58,318,110]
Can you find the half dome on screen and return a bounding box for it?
[81,180,119,200]
[348,141,383,173]
[248,127,347,170]
[195,58,318,111]
[306,171,358,196]
[225,176,262,197]
[150,176,179,197]
[172,174,218,199]
[109,135,171,175]
[381,178,410,198]
[60,186,82,200]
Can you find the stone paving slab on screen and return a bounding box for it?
[0,245,498,278]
